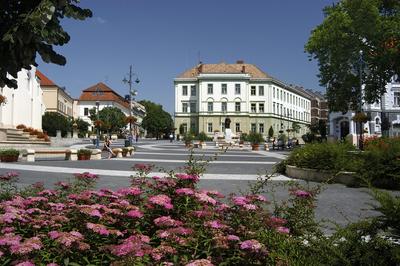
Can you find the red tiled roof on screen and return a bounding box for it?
[79,82,130,109]
[177,62,271,79]
[35,70,57,86]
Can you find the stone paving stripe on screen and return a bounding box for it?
[135,151,268,158]
[0,163,290,181]
[113,158,276,164]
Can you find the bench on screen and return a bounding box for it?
[23,149,101,162]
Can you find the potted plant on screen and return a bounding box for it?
[352,112,369,123]
[16,124,26,130]
[77,149,92,160]
[122,147,129,157]
[0,149,20,162]
[183,133,194,147]
[248,132,265,151]
[198,131,208,145]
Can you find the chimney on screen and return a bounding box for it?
[198,63,203,73]
[236,60,244,64]
[241,65,246,73]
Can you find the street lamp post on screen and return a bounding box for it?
[359,50,364,150]
[96,101,100,148]
[123,65,140,146]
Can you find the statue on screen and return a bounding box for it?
[224,117,231,129]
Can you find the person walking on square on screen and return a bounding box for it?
[135,130,139,143]
[103,136,115,159]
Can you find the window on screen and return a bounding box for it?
[394,92,400,106]
[191,85,196,96]
[259,86,264,96]
[251,86,256,96]
[251,123,256,133]
[84,107,89,116]
[273,87,275,98]
[259,123,264,134]
[284,92,286,102]
[182,86,188,96]
[182,123,187,133]
[235,102,241,112]
[235,84,241,94]
[190,102,196,113]
[251,103,256,113]
[259,103,264,113]
[207,102,213,112]
[235,123,240,132]
[182,103,188,113]
[221,102,227,112]
[207,84,213,94]
[280,90,282,100]
[221,84,227,94]
[207,123,213,133]
[273,103,275,114]
[190,123,196,132]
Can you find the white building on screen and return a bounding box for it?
[0,67,44,130]
[174,61,311,137]
[329,77,400,142]
[77,82,146,132]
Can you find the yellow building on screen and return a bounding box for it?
[36,70,74,118]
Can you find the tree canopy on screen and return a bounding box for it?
[139,100,173,139]
[305,0,400,112]
[0,0,92,88]
[42,112,70,137]
[89,107,127,134]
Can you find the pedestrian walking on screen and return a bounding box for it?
[169,133,174,143]
[103,136,115,159]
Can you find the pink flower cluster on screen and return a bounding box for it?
[0,171,19,181]
[73,172,98,180]
[175,173,200,183]
[154,216,183,227]
[293,190,312,198]
[148,194,173,209]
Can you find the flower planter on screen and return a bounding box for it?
[78,154,91,160]
[0,155,18,162]
[251,144,260,151]
[286,165,359,187]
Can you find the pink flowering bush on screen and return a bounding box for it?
[0,168,322,265]
[1,163,397,265]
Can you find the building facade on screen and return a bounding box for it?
[303,89,328,125]
[329,78,400,142]
[174,61,311,138]
[0,67,44,129]
[77,82,146,132]
[36,70,74,118]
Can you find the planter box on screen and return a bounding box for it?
[0,155,19,162]
[286,165,359,187]
[78,154,91,160]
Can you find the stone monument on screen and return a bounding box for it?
[224,117,232,142]
[72,122,78,139]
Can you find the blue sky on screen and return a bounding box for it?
[37,0,336,113]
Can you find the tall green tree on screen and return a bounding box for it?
[96,107,127,134]
[42,112,70,137]
[305,0,400,112]
[0,0,92,88]
[139,100,173,139]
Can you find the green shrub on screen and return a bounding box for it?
[0,149,19,157]
[286,142,359,172]
[77,149,92,156]
[360,137,400,189]
[196,131,210,142]
[248,132,265,144]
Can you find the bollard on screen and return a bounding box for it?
[264,143,269,151]
[112,148,123,158]
[66,149,77,161]
[26,149,35,162]
[91,149,102,160]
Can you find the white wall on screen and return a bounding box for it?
[0,67,44,129]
